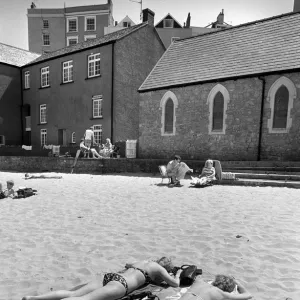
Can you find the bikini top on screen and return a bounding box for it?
[129,267,152,284]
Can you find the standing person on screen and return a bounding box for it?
[22,257,182,300]
[179,275,252,300]
[84,126,95,150]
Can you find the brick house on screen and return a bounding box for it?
[138,12,300,161]
[0,43,40,146]
[22,13,165,148]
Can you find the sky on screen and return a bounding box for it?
[0,0,295,50]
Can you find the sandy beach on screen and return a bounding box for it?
[0,171,299,300]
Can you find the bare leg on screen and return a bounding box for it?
[23,280,101,300]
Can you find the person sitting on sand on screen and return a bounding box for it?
[4,179,16,198]
[167,155,193,186]
[191,159,215,186]
[22,256,182,300]
[181,275,252,300]
[0,183,6,199]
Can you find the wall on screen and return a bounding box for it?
[113,25,165,144]
[139,78,263,161]
[294,0,300,12]
[0,64,23,145]
[155,28,193,48]
[22,44,113,147]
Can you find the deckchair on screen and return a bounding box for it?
[158,165,171,183]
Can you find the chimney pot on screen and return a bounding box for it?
[142,8,155,26]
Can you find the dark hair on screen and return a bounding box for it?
[212,275,236,293]
[174,155,181,161]
[156,257,174,273]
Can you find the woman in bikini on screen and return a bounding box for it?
[180,275,252,300]
[22,257,182,300]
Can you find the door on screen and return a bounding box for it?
[58,129,67,146]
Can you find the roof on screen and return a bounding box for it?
[0,43,40,67]
[155,13,183,28]
[25,22,148,66]
[139,11,300,92]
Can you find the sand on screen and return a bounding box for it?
[0,171,299,300]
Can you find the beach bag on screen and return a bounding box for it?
[0,191,6,199]
[122,291,158,300]
[16,188,37,198]
[180,265,202,286]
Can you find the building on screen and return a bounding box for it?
[0,43,40,146]
[294,0,300,11]
[105,16,136,35]
[138,12,300,161]
[27,0,114,54]
[22,12,165,148]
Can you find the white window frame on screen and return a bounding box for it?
[67,17,78,32]
[88,53,101,78]
[24,71,30,89]
[71,132,76,143]
[84,35,97,41]
[40,104,47,124]
[43,34,50,46]
[41,66,50,88]
[0,135,5,145]
[85,16,96,31]
[92,95,103,118]
[93,125,102,145]
[62,60,73,83]
[43,19,49,29]
[67,36,78,46]
[160,91,178,136]
[207,84,230,135]
[164,19,174,28]
[267,76,296,134]
[123,21,131,27]
[41,129,47,146]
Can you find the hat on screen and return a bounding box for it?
[7,180,14,185]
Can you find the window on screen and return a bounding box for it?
[67,18,77,32]
[123,21,131,27]
[0,135,5,145]
[88,53,101,78]
[93,125,102,145]
[41,66,50,88]
[67,36,78,46]
[43,19,49,29]
[85,16,96,31]
[84,35,96,41]
[160,91,178,136]
[212,92,224,131]
[43,34,50,46]
[171,37,180,43]
[41,129,47,146]
[164,19,174,28]
[40,104,47,124]
[71,132,76,143]
[207,84,230,135]
[62,60,73,83]
[93,95,103,118]
[24,71,30,89]
[267,76,296,133]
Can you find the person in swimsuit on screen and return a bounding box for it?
[22,257,182,300]
[180,275,252,300]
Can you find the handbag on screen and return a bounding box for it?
[179,265,202,286]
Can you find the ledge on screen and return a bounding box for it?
[60,81,74,85]
[85,75,101,80]
[39,86,51,90]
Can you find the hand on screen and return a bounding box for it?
[176,269,182,276]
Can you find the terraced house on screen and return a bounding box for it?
[138,11,300,161]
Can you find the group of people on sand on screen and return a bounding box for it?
[0,179,16,199]
[22,256,252,300]
[166,155,217,187]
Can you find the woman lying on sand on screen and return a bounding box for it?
[22,257,182,300]
[181,275,252,300]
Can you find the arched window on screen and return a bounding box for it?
[207,84,230,134]
[212,91,224,131]
[267,76,296,133]
[160,91,178,136]
[273,86,289,129]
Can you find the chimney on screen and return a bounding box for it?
[142,8,155,26]
[217,9,224,24]
[30,2,36,8]
[294,0,300,11]
[186,12,191,28]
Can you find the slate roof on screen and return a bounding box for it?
[26,22,148,66]
[139,12,300,92]
[0,43,40,67]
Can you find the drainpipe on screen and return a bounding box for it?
[111,42,115,142]
[20,68,24,145]
[257,76,266,161]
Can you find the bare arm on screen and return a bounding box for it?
[156,266,182,287]
[221,281,252,300]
